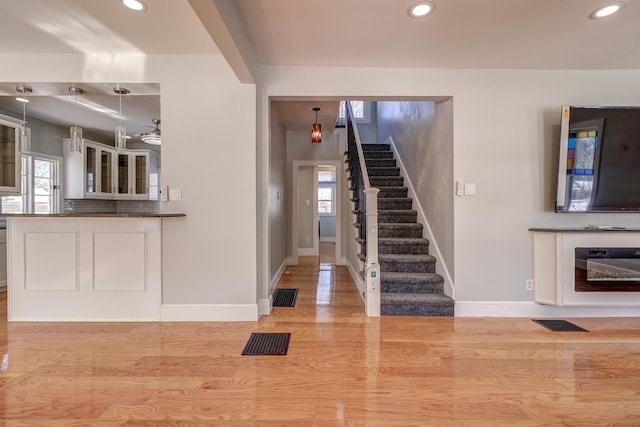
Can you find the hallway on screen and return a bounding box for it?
[0,253,640,424]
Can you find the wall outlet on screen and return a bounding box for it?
[526,279,533,291]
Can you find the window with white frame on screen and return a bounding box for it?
[1,154,60,214]
[318,169,336,216]
[338,100,371,123]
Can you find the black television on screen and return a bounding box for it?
[555,106,640,212]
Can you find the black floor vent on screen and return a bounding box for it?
[273,288,299,307]
[241,333,291,356]
[533,319,589,332]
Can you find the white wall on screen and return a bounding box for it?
[1,53,258,319]
[260,65,640,312]
[269,103,287,282]
[355,101,378,143]
[377,100,454,280]
[297,166,314,250]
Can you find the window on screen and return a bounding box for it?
[1,154,60,214]
[318,169,336,216]
[338,100,371,123]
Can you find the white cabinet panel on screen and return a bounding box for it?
[93,232,146,291]
[24,232,77,291]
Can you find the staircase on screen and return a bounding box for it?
[352,143,454,316]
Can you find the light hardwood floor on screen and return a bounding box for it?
[1,249,640,425]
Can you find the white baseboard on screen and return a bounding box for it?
[455,301,640,317]
[346,260,365,303]
[297,248,317,256]
[258,298,271,317]
[161,304,258,321]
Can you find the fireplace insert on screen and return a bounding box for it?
[575,247,640,292]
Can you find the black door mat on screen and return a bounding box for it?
[533,319,589,332]
[273,288,299,307]
[241,332,291,356]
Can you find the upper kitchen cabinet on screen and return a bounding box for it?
[0,115,22,195]
[63,139,157,200]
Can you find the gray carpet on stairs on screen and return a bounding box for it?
[349,143,455,316]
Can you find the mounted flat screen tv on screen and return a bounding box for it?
[556,106,640,212]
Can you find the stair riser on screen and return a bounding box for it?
[369,177,405,187]
[367,167,400,177]
[378,199,413,210]
[381,282,443,294]
[366,159,397,168]
[381,304,454,316]
[378,212,417,223]
[377,188,408,198]
[379,242,429,255]
[380,260,435,273]
[361,144,391,152]
[378,228,422,238]
[363,151,394,159]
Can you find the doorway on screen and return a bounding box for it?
[291,160,343,266]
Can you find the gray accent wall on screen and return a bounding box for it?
[269,103,287,280]
[377,100,454,279]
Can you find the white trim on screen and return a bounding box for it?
[161,304,259,321]
[336,256,346,266]
[346,259,365,303]
[258,298,271,317]
[297,247,317,256]
[312,166,319,254]
[455,301,640,317]
[385,136,455,298]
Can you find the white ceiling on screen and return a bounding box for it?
[272,101,340,132]
[233,0,640,69]
[1,0,638,138]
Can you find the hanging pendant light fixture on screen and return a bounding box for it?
[69,86,84,153]
[311,107,321,144]
[16,85,32,154]
[114,85,130,150]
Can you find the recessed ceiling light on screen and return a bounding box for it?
[590,2,624,19]
[123,0,147,12]
[409,1,434,18]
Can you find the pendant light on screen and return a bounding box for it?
[114,85,129,150]
[16,85,32,154]
[69,87,84,153]
[311,107,321,144]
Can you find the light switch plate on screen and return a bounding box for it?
[160,186,168,202]
[169,188,182,201]
[464,183,477,196]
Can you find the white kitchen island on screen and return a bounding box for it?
[5,213,184,321]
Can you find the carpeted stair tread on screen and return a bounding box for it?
[367,167,401,176]
[378,223,423,238]
[363,151,394,159]
[379,254,436,273]
[365,159,397,168]
[361,144,391,151]
[381,293,454,316]
[377,187,409,198]
[378,197,413,210]
[381,272,444,294]
[378,210,418,223]
[379,238,430,255]
[369,176,404,187]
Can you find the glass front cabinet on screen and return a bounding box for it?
[63,138,157,200]
[117,151,149,199]
[0,115,23,195]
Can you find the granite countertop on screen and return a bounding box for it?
[2,213,185,218]
[529,227,640,232]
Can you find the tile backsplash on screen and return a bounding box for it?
[64,199,158,214]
